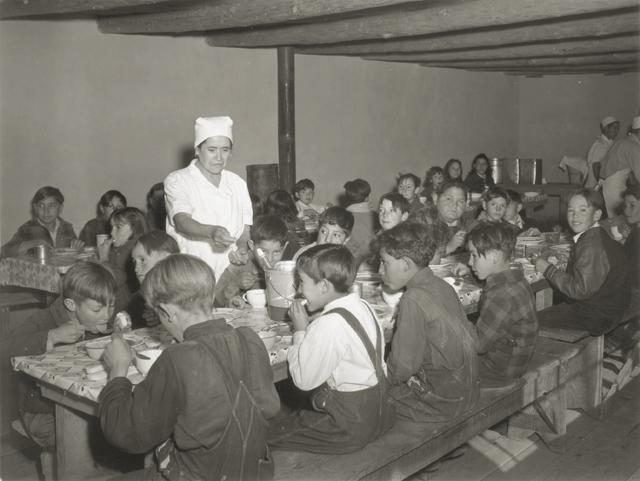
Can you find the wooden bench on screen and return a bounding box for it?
[274,332,602,481]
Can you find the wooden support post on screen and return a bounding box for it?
[278,46,295,192]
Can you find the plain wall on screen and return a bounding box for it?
[517,73,640,183]
[0,19,519,242]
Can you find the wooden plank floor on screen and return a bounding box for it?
[411,374,640,481]
[1,375,639,481]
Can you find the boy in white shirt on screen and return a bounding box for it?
[269,245,394,453]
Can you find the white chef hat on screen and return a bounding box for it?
[632,116,640,130]
[600,116,618,128]
[194,116,233,148]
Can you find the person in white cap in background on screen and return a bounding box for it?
[164,116,252,279]
[587,116,619,189]
[601,116,640,217]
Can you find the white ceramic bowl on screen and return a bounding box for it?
[258,330,278,351]
[85,339,111,360]
[135,349,163,375]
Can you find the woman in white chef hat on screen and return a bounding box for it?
[164,116,253,280]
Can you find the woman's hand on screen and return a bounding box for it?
[289,299,310,333]
[210,226,235,251]
[103,335,132,379]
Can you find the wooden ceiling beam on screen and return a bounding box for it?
[98,0,422,35]
[298,9,640,56]
[206,1,640,47]
[412,53,639,69]
[0,0,192,19]
[362,35,640,62]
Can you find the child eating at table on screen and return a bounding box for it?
[344,178,377,266]
[127,231,180,327]
[535,189,630,336]
[397,173,423,218]
[216,215,295,307]
[1,261,116,479]
[294,178,326,219]
[79,190,127,246]
[293,206,354,260]
[378,192,409,232]
[99,254,280,481]
[98,207,149,310]
[377,222,479,422]
[467,223,538,386]
[477,187,509,224]
[1,186,83,257]
[269,244,394,453]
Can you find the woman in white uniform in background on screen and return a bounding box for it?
[164,116,253,280]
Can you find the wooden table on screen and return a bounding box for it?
[13,271,553,480]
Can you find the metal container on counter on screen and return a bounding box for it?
[490,158,504,185]
[514,158,543,185]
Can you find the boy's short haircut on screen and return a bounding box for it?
[62,261,117,306]
[111,207,149,239]
[344,179,371,205]
[436,179,468,198]
[375,222,436,268]
[296,244,356,294]
[136,231,179,256]
[32,186,64,206]
[424,166,445,185]
[142,254,216,313]
[467,222,516,259]
[250,215,288,246]
[571,188,605,213]
[294,178,315,193]
[482,186,509,203]
[505,189,523,205]
[99,190,127,209]
[379,192,410,214]
[319,206,354,233]
[397,173,421,189]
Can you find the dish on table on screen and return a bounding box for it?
[84,336,143,360]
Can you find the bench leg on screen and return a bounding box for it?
[508,385,567,438]
[565,335,604,412]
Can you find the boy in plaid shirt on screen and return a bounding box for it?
[467,223,539,387]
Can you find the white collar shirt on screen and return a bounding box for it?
[288,293,386,392]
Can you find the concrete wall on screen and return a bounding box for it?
[0,19,520,242]
[517,73,640,183]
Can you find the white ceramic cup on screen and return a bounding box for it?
[96,234,110,246]
[243,289,267,308]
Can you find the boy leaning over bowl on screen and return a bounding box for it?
[99,254,280,481]
[0,261,116,479]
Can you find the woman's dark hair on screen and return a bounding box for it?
[264,190,299,223]
[472,153,490,170]
[444,159,463,181]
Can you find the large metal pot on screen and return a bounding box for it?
[490,158,504,185]
[514,158,543,185]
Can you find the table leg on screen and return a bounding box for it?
[54,403,100,480]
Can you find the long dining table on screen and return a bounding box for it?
[11,257,556,480]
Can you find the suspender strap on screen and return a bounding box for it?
[198,330,249,399]
[325,305,385,384]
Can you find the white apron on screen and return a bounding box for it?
[603,168,631,217]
